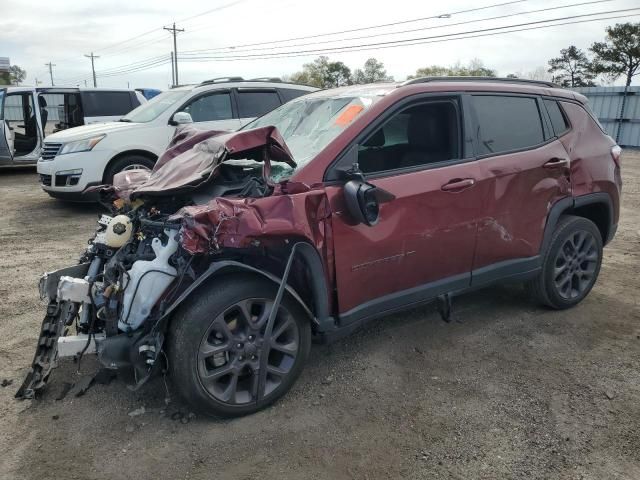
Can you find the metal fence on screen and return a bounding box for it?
[573,86,640,147]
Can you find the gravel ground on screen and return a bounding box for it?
[1,152,639,480]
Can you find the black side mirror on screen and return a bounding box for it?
[343,179,395,226]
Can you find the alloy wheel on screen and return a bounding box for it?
[553,230,599,300]
[196,298,300,405]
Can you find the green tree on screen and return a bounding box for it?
[352,58,393,84]
[9,65,26,85]
[547,46,596,87]
[289,56,352,88]
[591,22,640,87]
[408,59,495,79]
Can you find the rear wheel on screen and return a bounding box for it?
[103,154,155,185]
[168,274,311,417]
[528,215,602,309]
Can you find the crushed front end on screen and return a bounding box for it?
[16,125,331,400]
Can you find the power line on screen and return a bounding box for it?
[183,0,613,56]
[181,0,527,55]
[176,0,248,23]
[178,7,640,61]
[55,56,172,86]
[71,1,247,61]
[164,23,184,86]
[176,13,640,64]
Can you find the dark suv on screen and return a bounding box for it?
[19,78,621,418]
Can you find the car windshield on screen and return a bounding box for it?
[122,90,189,123]
[244,89,390,180]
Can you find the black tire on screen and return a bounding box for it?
[528,215,603,309]
[103,154,155,185]
[167,273,312,418]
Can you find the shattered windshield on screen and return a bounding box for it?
[244,90,388,181]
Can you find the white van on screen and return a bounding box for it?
[0,87,146,167]
[35,78,316,200]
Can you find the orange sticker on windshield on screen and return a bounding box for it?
[334,105,364,126]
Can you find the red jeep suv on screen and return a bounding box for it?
[20,77,621,417]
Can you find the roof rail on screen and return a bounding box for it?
[197,76,285,87]
[248,77,282,83]
[198,77,245,86]
[402,76,559,88]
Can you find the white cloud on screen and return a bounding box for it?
[1,0,638,88]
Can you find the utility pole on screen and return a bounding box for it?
[170,51,175,87]
[164,23,184,86]
[34,78,43,86]
[44,62,56,86]
[84,52,100,87]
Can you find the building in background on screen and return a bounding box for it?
[0,57,11,85]
[575,86,640,148]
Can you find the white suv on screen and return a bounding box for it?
[36,79,317,200]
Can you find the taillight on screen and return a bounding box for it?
[611,145,622,167]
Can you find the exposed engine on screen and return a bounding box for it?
[15,124,316,403]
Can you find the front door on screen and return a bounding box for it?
[4,90,42,165]
[0,88,13,166]
[327,98,483,320]
[180,90,241,133]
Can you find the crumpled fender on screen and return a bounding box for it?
[173,189,331,254]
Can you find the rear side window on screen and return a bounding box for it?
[472,95,545,155]
[236,90,281,118]
[81,91,134,117]
[279,88,309,103]
[544,99,570,136]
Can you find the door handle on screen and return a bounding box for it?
[441,178,476,192]
[543,157,569,169]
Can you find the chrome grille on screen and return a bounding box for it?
[41,143,63,160]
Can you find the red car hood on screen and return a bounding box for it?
[111,125,296,200]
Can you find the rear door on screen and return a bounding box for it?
[469,93,571,283]
[234,88,282,126]
[0,88,13,165]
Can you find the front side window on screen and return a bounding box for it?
[236,90,281,118]
[357,100,460,174]
[473,95,544,155]
[82,91,133,117]
[183,92,233,122]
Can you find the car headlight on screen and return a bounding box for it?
[59,134,106,155]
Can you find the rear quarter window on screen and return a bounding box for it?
[544,99,570,136]
[81,91,134,117]
[472,95,545,155]
[279,88,310,103]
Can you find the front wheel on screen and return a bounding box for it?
[103,154,155,185]
[528,215,603,309]
[167,274,311,417]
